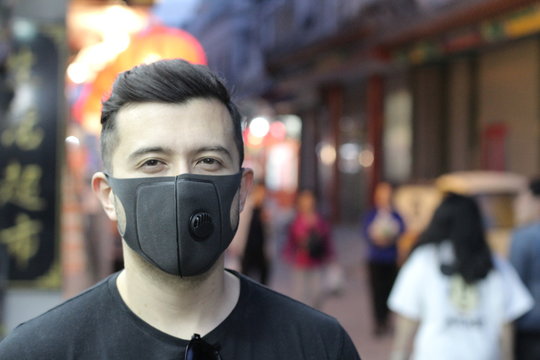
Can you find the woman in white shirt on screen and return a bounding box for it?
[388,193,533,360]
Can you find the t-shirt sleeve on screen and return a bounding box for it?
[0,323,33,360]
[495,256,534,322]
[387,247,428,320]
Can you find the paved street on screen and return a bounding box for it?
[268,224,393,360]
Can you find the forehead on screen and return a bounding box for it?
[112,99,237,160]
[116,98,233,132]
[117,97,229,120]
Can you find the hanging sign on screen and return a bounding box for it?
[0,22,64,288]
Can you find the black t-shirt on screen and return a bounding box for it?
[0,270,361,359]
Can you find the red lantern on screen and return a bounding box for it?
[80,25,207,133]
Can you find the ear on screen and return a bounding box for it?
[91,172,118,221]
[238,168,254,213]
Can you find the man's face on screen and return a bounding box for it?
[111,98,240,178]
[95,98,252,232]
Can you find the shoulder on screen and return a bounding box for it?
[491,255,532,297]
[490,256,534,320]
[388,244,440,318]
[361,210,377,229]
[509,224,540,264]
[492,255,524,281]
[232,271,359,358]
[0,275,115,358]
[407,244,437,264]
[316,215,331,230]
[238,271,337,325]
[513,222,540,239]
[289,215,304,230]
[392,245,438,291]
[391,209,404,219]
[363,209,377,221]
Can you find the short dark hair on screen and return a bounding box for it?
[414,192,493,284]
[100,59,244,172]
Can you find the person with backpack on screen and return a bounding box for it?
[284,189,334,308]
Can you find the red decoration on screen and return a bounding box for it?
[80,25,207,132]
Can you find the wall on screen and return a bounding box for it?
[478,38,540,176]
[447,56,475,171]
[412,64,447,180]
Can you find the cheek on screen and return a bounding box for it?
[114,196,127,235]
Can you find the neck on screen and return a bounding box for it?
[116,242,240,339]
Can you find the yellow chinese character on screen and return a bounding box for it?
[7,48,34,84]
[0,161,46,211]
[0,213,42,269]
[1,108,44,150]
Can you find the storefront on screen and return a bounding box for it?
[0,0,67,335]
[264,0,540,224]
[387,2,540,179]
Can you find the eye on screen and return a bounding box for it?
[195,157,223,172]
[200,158,217,165]
[143,159,161,167]
[138,158,167,173]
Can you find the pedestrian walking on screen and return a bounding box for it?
[284,189,334,308]
[388,193,533,360]
[362,182,405,336]
[240,182,270,285]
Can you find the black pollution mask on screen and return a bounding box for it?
[106,172,243,277]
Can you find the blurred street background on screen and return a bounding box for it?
[2,0,540,358]
[269,224,394,359]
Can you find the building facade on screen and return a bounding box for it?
[189,0,540,222]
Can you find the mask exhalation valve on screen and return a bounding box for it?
[189,212,214,240]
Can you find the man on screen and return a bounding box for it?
[509,178,540,360]
[0,59,360,359]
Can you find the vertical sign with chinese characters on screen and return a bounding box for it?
[0,22,64,287]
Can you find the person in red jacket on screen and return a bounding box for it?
[284,189,334,308]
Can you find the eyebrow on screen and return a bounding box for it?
[197,146,233,161]
[127,145,233,161]
[128,146,172,162]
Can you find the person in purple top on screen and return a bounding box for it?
[362,182,405,336]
